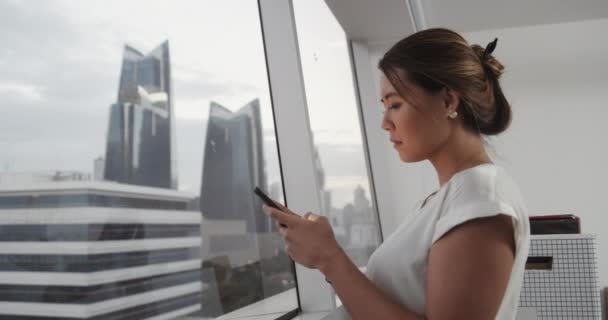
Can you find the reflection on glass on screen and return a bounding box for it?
[293,0,382,266]
[0,1,296,319]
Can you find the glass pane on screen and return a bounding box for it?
[0,0,297,319]
[293,0,382,267]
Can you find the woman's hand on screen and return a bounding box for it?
[263,202,342,271]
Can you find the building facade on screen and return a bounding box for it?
[0,182,202,319]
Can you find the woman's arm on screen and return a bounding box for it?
[425,214,515,319]
[264,206,515,320]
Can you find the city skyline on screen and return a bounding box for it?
[0,1,381,318]
[0,0,372,207]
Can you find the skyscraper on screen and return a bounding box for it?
[104,41,177,189]
[198,100,298,315]
[199,99,268,233]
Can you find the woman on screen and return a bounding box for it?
[264,28,530,320]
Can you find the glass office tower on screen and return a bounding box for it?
[104,42,177,189]
[200,99,268,233]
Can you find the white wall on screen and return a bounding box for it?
[367,19,608,287]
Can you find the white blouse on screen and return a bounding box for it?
[365,164,530,319]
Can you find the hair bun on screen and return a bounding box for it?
[471,44,504,80]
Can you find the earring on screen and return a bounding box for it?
[448,111,458,119]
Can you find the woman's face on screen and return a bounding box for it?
[380,74,455,162]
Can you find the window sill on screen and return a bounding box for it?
[209,288,312,320]
[191,266,366,319]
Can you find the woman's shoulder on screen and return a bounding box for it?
[431,163,529,244]
[445,163,526,210]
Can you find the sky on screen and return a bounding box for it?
[0,0,375,208]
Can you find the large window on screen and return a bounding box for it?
[0,1,297,319]
[293,0,382,267]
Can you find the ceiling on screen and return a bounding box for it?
[325,0,608,44]
[324,0,416,43]
[422,0,608,33]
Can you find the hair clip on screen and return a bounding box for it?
[483,38,498,59]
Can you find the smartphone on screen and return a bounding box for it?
[254,187,287,228]
[254,187,281,209]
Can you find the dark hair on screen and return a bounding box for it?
[378,28,511,136]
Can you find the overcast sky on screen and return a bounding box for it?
[0,0,374,207]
